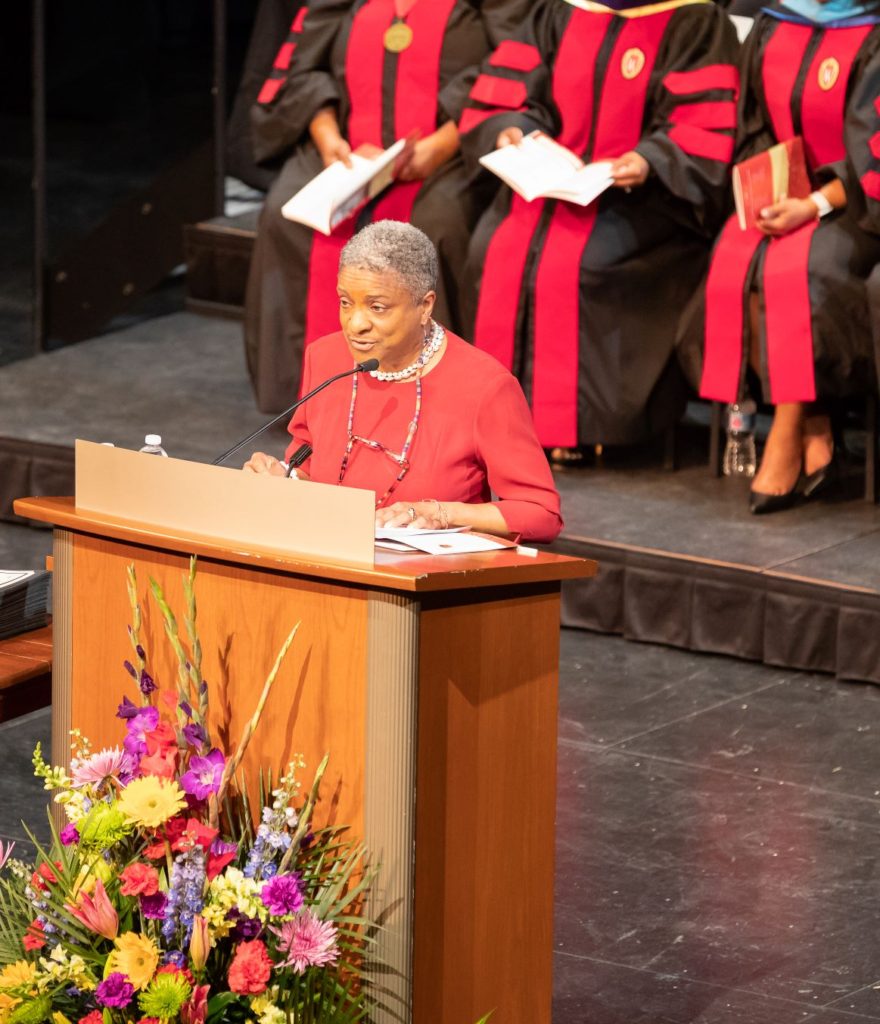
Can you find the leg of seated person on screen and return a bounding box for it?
[803,411,834,476]
[752,403,804,496]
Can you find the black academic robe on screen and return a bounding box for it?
[244,0,530,413]
[459,0,739,448]
[684,12,880,406]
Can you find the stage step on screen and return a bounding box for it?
[184,209,259,319]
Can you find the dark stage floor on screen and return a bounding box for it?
[2,630,879,1023]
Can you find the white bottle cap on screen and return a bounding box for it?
[144,434,162,446]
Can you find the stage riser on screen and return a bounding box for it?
[184,211,257,316]
[557,537,880,684]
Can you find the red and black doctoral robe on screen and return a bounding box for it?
[244,0,532,413]
[688,10,880,407]
[458,0,739,448]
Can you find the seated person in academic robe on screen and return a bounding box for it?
[455,0,740,465]
[243,220,563,543]
[244,0,532,414]
[679,0,880,514]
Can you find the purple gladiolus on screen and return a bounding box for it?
[116,695,139,720]
[183,723,207,749]
[261,873,304,916]
[123,705,160,757]
[123,660,137,680]
[59,824,79,846]
[180,749,225,800]
[139,669,156,695]
[96,973,135,1008]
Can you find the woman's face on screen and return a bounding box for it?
[337,266,435,372]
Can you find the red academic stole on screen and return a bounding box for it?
[701,22,871,404]
[304,0,457,345]
[474,9,675,446]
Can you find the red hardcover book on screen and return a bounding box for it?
[732,137,812,230]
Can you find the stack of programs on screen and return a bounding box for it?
[0,570,51,640]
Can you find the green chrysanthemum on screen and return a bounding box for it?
[137,973,192,1020]
[8,995,52,1024]
[76,801,133,849]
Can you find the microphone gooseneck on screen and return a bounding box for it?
[212,359,381,466]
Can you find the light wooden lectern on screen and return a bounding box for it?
[15,447,595,1024]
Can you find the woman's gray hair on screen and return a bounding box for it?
[339,220,438,301]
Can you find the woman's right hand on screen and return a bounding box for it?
[310,107,353,168]
[242,452,288,476]
[496,127,524,149]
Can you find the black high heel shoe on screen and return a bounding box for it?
[749,478,801,515]
[800,445,840,499]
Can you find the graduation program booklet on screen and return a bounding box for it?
[732,137,811,230]
[479,131,614,206]
[281,136,412,236]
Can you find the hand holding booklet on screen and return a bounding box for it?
[281,136,413,236]
[479,131,614,207]
[732,137,811,230]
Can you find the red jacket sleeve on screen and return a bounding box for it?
[285,344,315,466]
[474,373,563,543]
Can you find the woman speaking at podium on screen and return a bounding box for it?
[244,220,563,544]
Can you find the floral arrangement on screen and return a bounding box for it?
[0,560,376,1024]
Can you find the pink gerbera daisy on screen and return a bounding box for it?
[271,909,339,974]
[71,747,133,788]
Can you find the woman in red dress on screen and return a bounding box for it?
[245,220,563,543]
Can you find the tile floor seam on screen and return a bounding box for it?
[581,677,792,750]
[557,735,880,806]
[821,980,880,1011]
[552,950,880,1020]
[766,527,880,579]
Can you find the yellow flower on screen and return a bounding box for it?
[52,1013,72,1024]
[117,777,186,829]
[251,994,285,1024]
[106,932,159,990]
[0,962,36,1024]
[0,962,36,995]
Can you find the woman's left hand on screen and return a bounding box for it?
[756,197,818,236]
[398,123,459,182]
[376,501,447,530]
[609,151,650,189]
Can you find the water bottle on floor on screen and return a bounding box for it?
[138,434,169,457]
[723,401,757,477]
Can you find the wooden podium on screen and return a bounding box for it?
[15,479,594,1024]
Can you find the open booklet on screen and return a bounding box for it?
[375,527,517,556]
[281,137,413,236]
[479,131,614,206]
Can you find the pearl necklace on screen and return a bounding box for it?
[369,320,445,381]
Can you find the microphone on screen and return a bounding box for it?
[212,358,380,466]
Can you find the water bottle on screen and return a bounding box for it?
[138,434,168,457]
[722,401,757,477]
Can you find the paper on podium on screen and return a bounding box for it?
[375,526,514,555]
[281,138,410,235]
[75,440,375,569]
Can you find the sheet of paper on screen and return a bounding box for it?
[543,161,614,207]
[479,132,584,202]
[0,570,35,590]
[480,132,612,207]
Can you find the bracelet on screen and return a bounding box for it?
[809,190,833,219]
[422,498,449,530]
